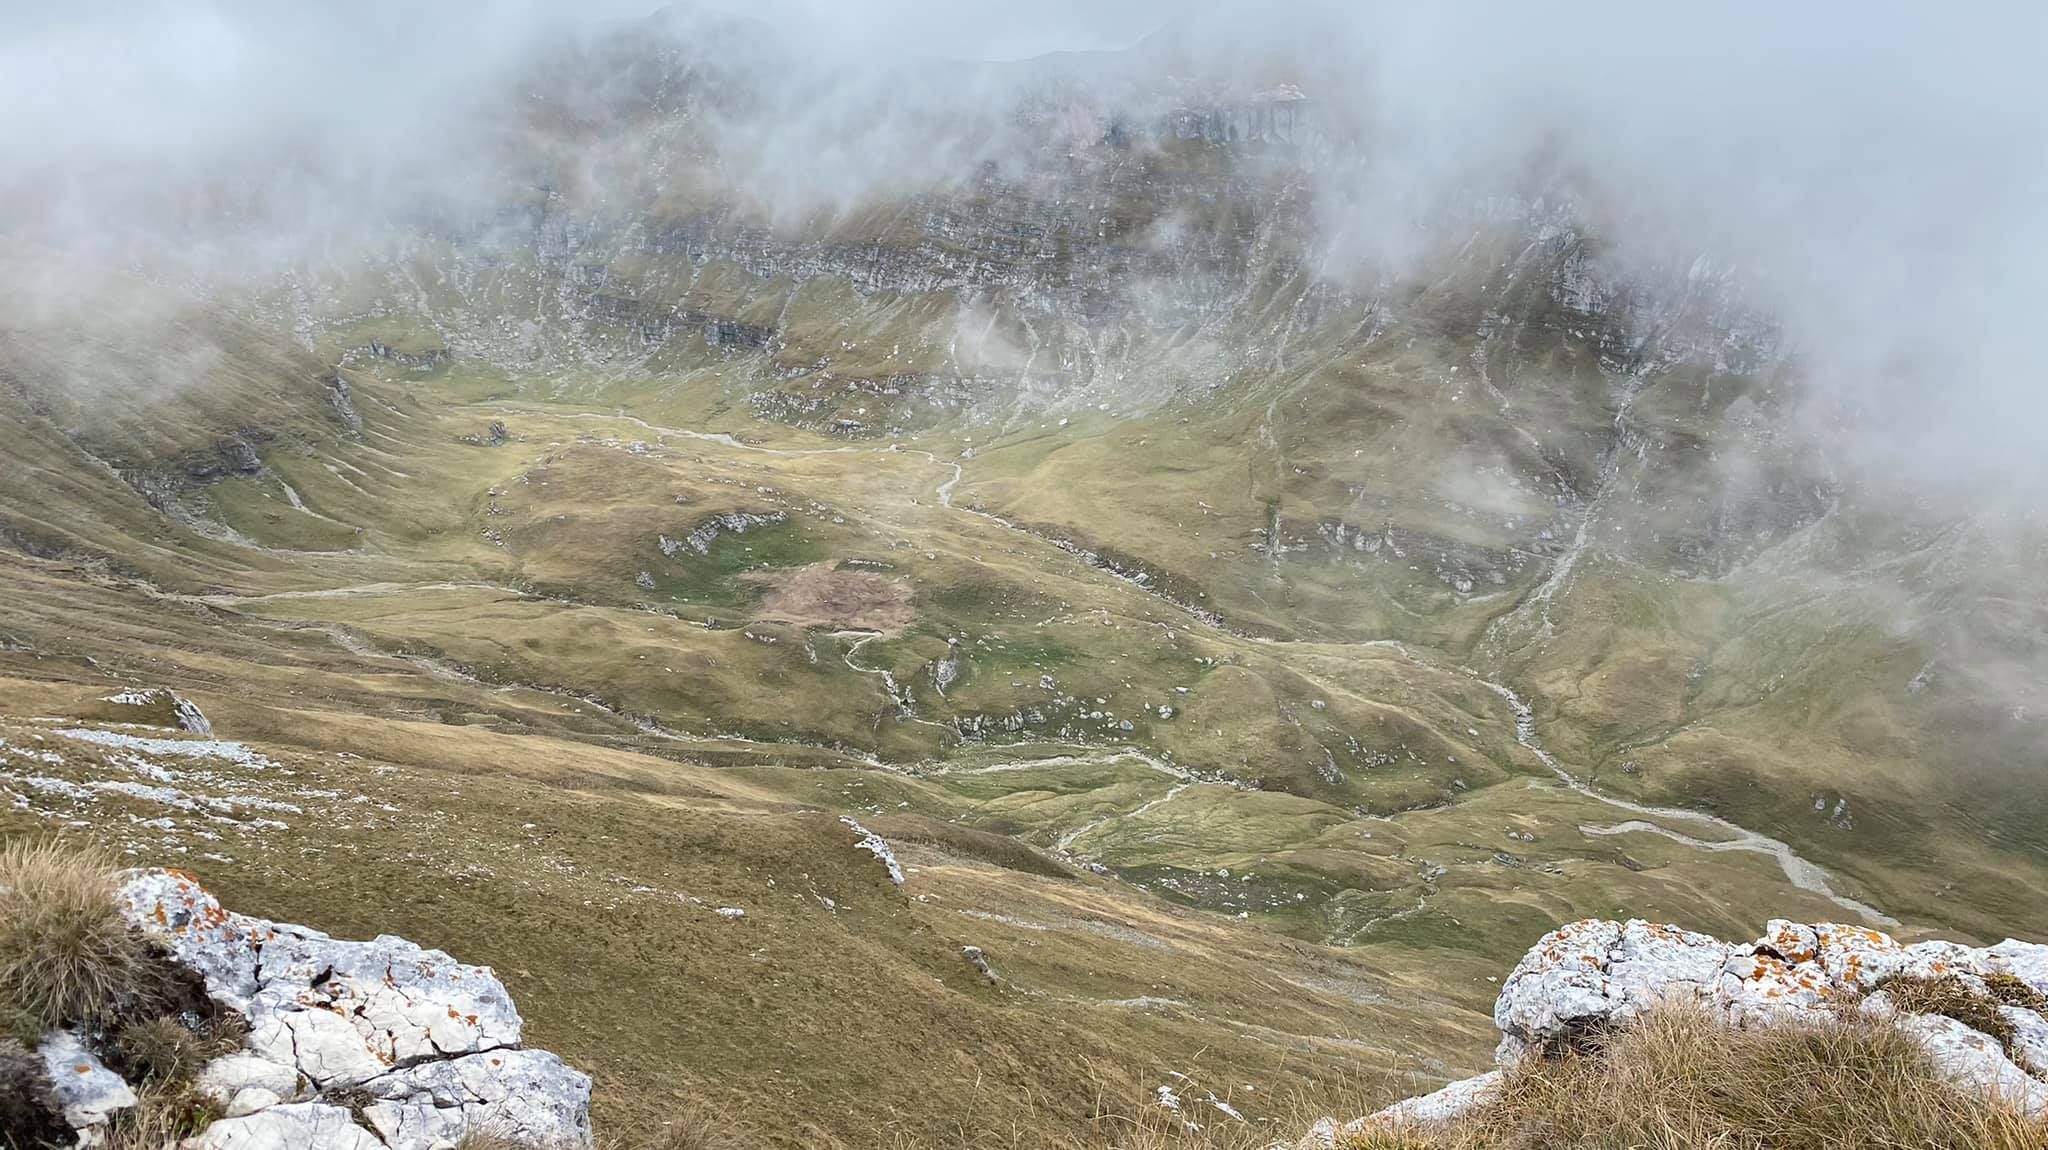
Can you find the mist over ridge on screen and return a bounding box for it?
[3,0,2044,499]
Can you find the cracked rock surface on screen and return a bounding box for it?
[1276,918,2048,1146]
[117,868,592,1149]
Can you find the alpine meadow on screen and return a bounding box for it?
[2,3,2047,1148]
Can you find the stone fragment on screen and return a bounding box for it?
[1369,1070,1503,1124]
[38,1031,136,1141]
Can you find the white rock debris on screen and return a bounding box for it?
[55,728,272,769]
[1278,918,2048,1146]
[839,815,905,885]
[38,1031,137,1143]
[104,868,592,1150]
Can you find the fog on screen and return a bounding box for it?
[2,0,2044,498]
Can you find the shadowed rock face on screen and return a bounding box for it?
[1282,917,2048,1145]
[101,869,593,1150]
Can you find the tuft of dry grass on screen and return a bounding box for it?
[1338,1004,2048,1150]
[0,838,148,1030]
[1878,974,2023,1055]
[1986,972,2048,1017]
[95,1083,222,1150]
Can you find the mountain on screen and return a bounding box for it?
[1,10,2044,1147]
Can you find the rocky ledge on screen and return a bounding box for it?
[1286,918,2048,1146]
[45,869,591,1149]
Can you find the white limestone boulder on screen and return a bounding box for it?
[111,868,593,1150]
[1987,939,2048,996]
[99,687,214,735]
[241,924,524,1087]
[197,1052,308,1118]
[1334,916,2048,1144]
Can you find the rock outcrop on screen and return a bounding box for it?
[60,869,596,1150]
[97,688,213,736]
[1284,918,2048,1146]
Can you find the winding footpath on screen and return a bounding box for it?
[186,403,1898,927]
[1472,675,1898,926]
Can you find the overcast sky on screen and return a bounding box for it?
[706,0,1180,59]
[3,0,2043,497]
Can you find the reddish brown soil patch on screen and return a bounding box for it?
[746,563,913,631]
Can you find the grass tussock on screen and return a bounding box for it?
[0,838,148,1031]
[1878,974,2023,1053]
[1345,1005,2048,1150]
[107,1011,247,1086]
[1986,972,2048,1016]
[95,1083,222,1150]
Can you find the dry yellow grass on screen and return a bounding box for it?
[94,1083,222,1150]
[0,837,147,1031]
[1342,1005,2048,1150]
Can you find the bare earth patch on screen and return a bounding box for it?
[745,563,913,631]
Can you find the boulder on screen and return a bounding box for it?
[96,688,213,735]
[1489,918,2048,1065]
[110,868,592,1150]
[1889,1012,2048,1116]
[1285,917,2048,1144]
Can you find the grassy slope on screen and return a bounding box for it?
[2,222,2045,1146]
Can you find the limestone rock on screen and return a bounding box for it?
[38,1031,135,1141]
[117,869,262,1008]
[840,816,904,885]
[100,688,213,735]
[1371,1070,1503,1124]
[244,922,524,1085]
[2000,1005,2048,1075]
[186,1102,386,1150]
[1492,918,2048,1058]
[113,868,593,1150]
[1321,916,2048,1143]
[1892,1013,2048,1116]
[360,1048,593,1148]
[197,1053,306,1117]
